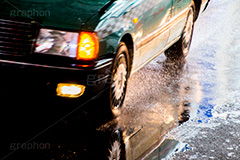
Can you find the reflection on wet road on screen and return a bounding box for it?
[169,0,240,159]
[1,56,202,160]
[101,58,202,159]
[121,59,201,159]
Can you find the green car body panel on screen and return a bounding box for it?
[0,1,209,83]
[0,0,209,80]
[0,0,198,63]
[0,0,209,95]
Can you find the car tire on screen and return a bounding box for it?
[165,2,195,61]
[101,42,130,118]
[109,42,130,117]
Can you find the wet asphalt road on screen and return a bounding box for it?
[1,0,240,159]
[120,0,240,159]
[166,0,240,159]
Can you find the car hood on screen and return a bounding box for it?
[0,0,110,30]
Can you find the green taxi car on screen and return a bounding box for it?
[0,0,209,114]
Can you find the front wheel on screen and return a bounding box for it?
[109,42,130,117]
[165,3,195,61]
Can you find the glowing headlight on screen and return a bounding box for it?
[35,29,79,58]
[35,29,99,61]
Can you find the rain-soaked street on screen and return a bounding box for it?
[1,0,240,159]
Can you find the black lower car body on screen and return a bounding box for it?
[0,53,113,104]
[0,53,117,160]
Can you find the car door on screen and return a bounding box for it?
[134,0,172,68]
[167,0,192,44]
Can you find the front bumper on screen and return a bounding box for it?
[0,55,113,100]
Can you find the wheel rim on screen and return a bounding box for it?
[182,8,194,55]
[111,54,127,109]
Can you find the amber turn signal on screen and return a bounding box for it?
[77,31,99,61]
